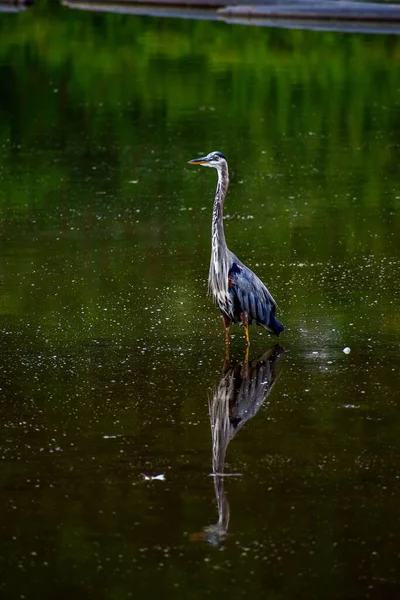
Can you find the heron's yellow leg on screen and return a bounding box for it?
[221,314,231,346]
[240,312,250,347]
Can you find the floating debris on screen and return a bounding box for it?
[343,347,351,354]
[142,474,166,481]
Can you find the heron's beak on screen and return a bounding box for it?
[188,157,208,165]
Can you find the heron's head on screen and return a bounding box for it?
[188,151,227,170]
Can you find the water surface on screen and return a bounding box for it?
[1,4,400,599]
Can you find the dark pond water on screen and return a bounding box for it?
[1,3,400,599]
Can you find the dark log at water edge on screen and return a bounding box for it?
[64,0,226,6]
[63,2,220,19]
[63,0,400,21]
[220,1,400,21]
[62,0,400,33]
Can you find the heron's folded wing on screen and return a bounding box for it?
[228,262,276,325]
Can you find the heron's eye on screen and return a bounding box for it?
[213,155,220,161]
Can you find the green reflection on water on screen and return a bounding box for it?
[1,4,400,600]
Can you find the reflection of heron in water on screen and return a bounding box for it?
[195,344,283,546]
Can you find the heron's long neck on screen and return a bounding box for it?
[212,165,229,254]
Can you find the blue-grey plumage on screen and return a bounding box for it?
[227,259,284,336]
[188,151,284,346]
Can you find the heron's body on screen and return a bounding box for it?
[189,151,284,346]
